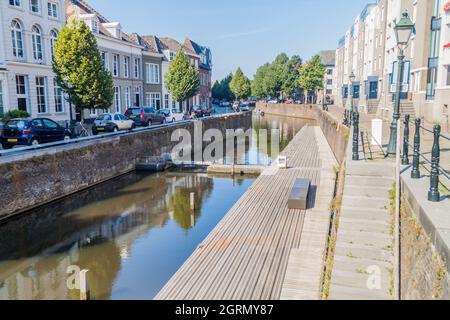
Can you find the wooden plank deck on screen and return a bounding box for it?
[155,126,337,300]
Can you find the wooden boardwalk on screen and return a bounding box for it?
[155,126,337,300]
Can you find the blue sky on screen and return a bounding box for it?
[87,0,371,81]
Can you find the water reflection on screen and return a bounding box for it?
[0,172,255,300]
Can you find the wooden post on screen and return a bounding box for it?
[190,192,195,210]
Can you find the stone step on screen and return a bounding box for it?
[341,207,391,222]
[335,243,392,262]
[339,220,391,234]
[333,254,393,270]
[331,268,392,291]
[329,284,393,300]
[346,162,395,177]
[344,186,390,199]
[336,230,392,249]
[340,217,390,228]
[345,176,394,188]
[342,196,390,210]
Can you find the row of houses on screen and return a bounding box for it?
[331,0,450,126]
[0,0,213,122]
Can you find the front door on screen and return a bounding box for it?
[369,81,378,100]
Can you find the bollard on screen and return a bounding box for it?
[411,118,421,179]
[352,111,360,161]
[402,115,410,165]
[428,125,441,202]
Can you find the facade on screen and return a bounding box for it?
[66,0,145,119]
[318,50,336,102]
[333,0,450,125]
[0,0,67,121]
[184,38,212,108]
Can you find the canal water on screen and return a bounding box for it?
[0,114,314,300]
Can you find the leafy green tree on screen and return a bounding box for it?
[298,55,326,104]
[165,49,200,113]
[53,17,114,119]
[251,63,270,99]
[230,68,251,100]
[212,73,234,101]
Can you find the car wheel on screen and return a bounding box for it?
[172,118,176,123]
[162,118,166,124]
[113,127,119,133]
[92,130,98,136]
[1,144,13,150]
[147,120,152,127]
[130,124,136,131]
[30,138,39,146]
[64,135,71,142]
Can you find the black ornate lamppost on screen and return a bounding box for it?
[387,10,415,156]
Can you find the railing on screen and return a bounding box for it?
[403,115,449,202]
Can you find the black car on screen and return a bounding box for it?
[1,118,71,149]
[125,107,166,126]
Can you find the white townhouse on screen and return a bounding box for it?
[0,0,67,121]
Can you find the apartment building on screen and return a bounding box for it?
[333,0,450,125]
[66,0,145,119]
[0,0,67,121]
[318,50,336,102]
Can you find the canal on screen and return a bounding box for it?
[0,114,314,300]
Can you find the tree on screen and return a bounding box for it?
[212,73,234,101]
[165,49,200,113]
[53,17,114,119]
[230,68,251,100]
[298,55,326,104]
[251,63,270,99]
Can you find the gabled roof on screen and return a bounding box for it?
[158,37,197,56]
[68,0,109,23]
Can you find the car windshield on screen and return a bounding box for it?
[98,114,112,121]
[6,120,27,129]
[125,109,141,115]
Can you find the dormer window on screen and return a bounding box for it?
[169,51,175,61]
[92,20,99,33]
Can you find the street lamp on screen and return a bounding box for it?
[387,10,415,156]
[349,71,356,113]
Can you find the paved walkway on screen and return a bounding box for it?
[155,126,337,300]
[329,137,396,300]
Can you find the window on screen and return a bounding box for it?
[114,87,121,112]
[353,84,360,99]
[9,0,22,7]
[30,0,40,13]
[165,94,169,108]
[36,76,47,113]
[92,20,99,33]
[327,79,333,85]
[11,20,24,58]
[50,29,58,58]
[125,87,131,108]
[0,80,4,117]
[145,93,161,109]
[47,2,58,19]
[113,54,119,77]
[16,75,28,111]
[124,56,130,78]
[169,51,175,61]
[135,87,141,106]
[54,78,64,112]
[134,58,141,78]
[32,25,43,61]
[101,52,109,70]
[146,63,160,84]
[447,66,450,86]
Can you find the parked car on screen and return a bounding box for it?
[247,102,257,110]
[0,118,71,149]
[191,105,206,118]
[124,107,166,126]
[92,113,135,135]
[158,108,185,123]
[239,103,250,112]
[220,101,231,108]
[284,99,294,104]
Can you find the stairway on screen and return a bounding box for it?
[400,102,415,117]
[328,151,396,300]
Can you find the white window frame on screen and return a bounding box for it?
[36,76,47,114]
[11,20,24,59]
[53,78,64,113]
[124,56,130,78]
[0,80,4,116]
[145,92,161,109]
[101,51,109,71]
[114,86,121,113]
[32,25,43,62]
[146,63,160,84]
[125,86,131,108]
[47,1,58,19]
[113,54,120,77]
[9,0,22,8]
[16,75,28,112]
[50,29,58,58]
[164,94,169,109]
[134,58,141,79]
[30,0,41,14]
